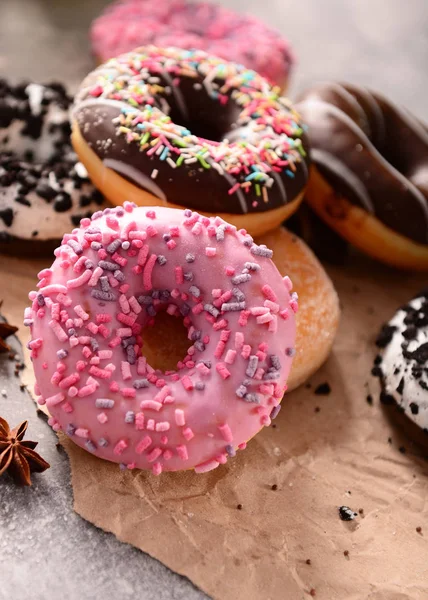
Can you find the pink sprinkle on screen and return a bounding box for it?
[73,256,87,273]
[116,328,132,338]
[163,449,173,460]
[156,421,170,432]
[114,439,128,455]
[146,224,158,236]
[166,239,176,250]
[128,296,141,314]
[224,349,237,364]
[264,300,280,313]
[218,423,233,442]
[257,313,274,325]
[194,459,219,473]
[280,309,289,320]
[176,444,188,461]
[283,275,293,291]
[121,361,132,380]
[152,462,162,476]
[97,412,108,424]
[109,381,119,392]
[164,395,175,404]
[62,402,73,413]
[147,447,162,463]
[67,269,92,289]
[136,436,152,454]
[169,226,180,237]
[214,341,226,359]
[262,284,277,302]
[192,222,202,235]
[40,283,67,295]
[49,320,68,342]
[268,314,278,332]
[75,428,90,439]
[137,244,149,266]
[59,373,80,389]
[175,409,185,426]
[76,360,86,372]
[154,386,171,403]
[261,414,271,426]
[205,247,216,257]
[121,387,136,398]
[135,413,145,430]
[112,252,127,267]
[216,363,231,379]
[74,305,89,320]
[192,303,204,315]
[235,332,244,349]
[146,210,156,220]
[182,427,194,441]
[88,267,103,286]
[146,419,155,431]
[96,313,111,324]
[225,266,235,276]
[290,300,298,313]
[140,400,162,411]
[181,376,194,391]
[143,253,157,291]
[78,383,98,397]
[241,345,251,359]
[175,266,184,284]
[106,215,120,230]
[239,310,250,327]
[68,386,78,398]
[45,392,65,407]
[137,356,147,375]
[251,306,269,316]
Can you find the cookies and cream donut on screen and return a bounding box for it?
[0,80,106,255]
[91,0,294,89]
[374,294,428,434]
[296,82,428,270]
[26,204,297,474]
[72,47,310,237]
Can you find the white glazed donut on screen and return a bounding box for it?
[26,204,298,474]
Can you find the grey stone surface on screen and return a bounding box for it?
[0,1,427,599]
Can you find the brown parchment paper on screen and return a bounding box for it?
[1,251,428,600]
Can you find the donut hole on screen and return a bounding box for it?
[165,78,242,143]
[142,311,191,372]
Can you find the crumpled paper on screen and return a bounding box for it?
[1,249,428,600]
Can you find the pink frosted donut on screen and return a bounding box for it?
[90,0,294,87]
[25,204,297,474]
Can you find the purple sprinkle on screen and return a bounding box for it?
[57,349,68,359]
[114,269,125,282]
[116,208,125,217]
[68,328,76,336]
[67,239,83,255]
[185,253,195,263]
[232,288,245,302]
[122,241,130,250]
[204,303,219,318]
[263,371,280,380]
[189,285,201,297]
[106,239,122,254]
[216,224,227,241]
[194,341,205,352]
[236,385,247,398]
[225,445,236,457]
[243,235,253,247]
[159,290,170,302]
[190,329,201,341]
[244,393,260,404]
[270,405,281,419]
[222,301,246,312]
[119,463,127,471]
[286,347,296,357]
[95,398,115,409]
[246,355,259,378]
[250,244,273,258]
[37,294,45,306]
[163,233,171,242]
[134,378,149,389]
[86,227,101,234]
[195,381,205,391]
[100,276,110,292]
[184,272,194,281]
[147,305,156,317]
[157,255,167,265]
[244,262,260,271]
[232,273,251,285]
[85,260,94,270]
[91,289,116,302]
[98,260,117,271]
[91,241,102,250]
[151,290,160,299]
[91,210,103,220]
[270,355,281,370]
[66,424,76,436]
[85,440,97,452]
[125,411,135,424]
[121,336,136,348]
[180,303,191,316]
[138,295,152,305]
[184,209,192,217]
[98,438,109,447]
[126,346,136,365]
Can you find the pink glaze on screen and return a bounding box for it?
[90,0,294,85]
[26,205,297,475]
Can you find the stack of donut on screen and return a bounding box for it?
[22,1,428,474]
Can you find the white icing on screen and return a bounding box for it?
[381,297,428,431]
[103,158,167,202]
[25,83,44,116]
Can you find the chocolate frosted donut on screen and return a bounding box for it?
[72,47,310,237]
[0,80,106,255]
[296,83,428,270]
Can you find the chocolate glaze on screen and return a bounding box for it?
[296,83,428,244]
[74,47,310,215]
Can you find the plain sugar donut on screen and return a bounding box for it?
[26,205,297,474]
[256,227,340,390]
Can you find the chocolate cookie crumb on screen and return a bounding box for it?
[344,550,349,557]
[366,394,373,405]
[358,508,364,515]
[416,526,422,534]
[237,504,243,510]
[314,406,320,413]
[314,382,331,395]
[306,559,311,565]
[398,446,406,454]
[309,589,316,597]
[339,506,357,521]
[271,484,278,491]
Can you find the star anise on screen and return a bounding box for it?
[0,319,18,353]
[0,417,50,485]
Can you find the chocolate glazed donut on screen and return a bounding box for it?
[72,47,310,237]
[296,82,428,270]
